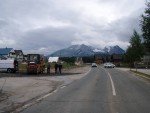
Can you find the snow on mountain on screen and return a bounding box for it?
[48,44,125,57]
[93,49,105,53]
[49,44,95,57]
[103,45,125,54]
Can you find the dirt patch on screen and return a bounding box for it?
[0,65,91,113]
[0,92,10,102]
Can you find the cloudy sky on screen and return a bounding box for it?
[0,0,148,55]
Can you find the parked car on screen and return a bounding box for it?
[104,62,115,68]
[91,63,97,67]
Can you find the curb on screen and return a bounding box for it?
[130,70,150,80]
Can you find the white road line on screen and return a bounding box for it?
[61,86,66,89]
[11,91,55,113]
[101,67,116,96]
[36,93,53,101]
[108,72,116,96]
[53,90,57,93]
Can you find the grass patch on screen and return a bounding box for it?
[19,62,85,72]
[19,63,27,71]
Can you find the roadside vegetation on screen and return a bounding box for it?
[124,2,150,68]
[18,59,86,73]
[19,63,27,72]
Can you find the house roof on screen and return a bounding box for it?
[0,48,13,55]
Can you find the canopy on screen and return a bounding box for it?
[48,57,59,63]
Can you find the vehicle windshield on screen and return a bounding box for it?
[27,55,39,63]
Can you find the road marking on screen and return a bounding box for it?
[102,68,116,96]
[53,90,57,93]
[61,86,66,89]
[108,72,116,96]
[11,90,55,113]
[36,93,53,101]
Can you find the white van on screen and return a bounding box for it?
[0,59,18,73]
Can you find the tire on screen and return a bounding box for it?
[7,68,12,73]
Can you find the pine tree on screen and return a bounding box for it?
[141,2,150,52]
[125,30,144,67]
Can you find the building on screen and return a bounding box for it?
[94,53,123,66]
[23,54,27,62]
[75,57,83,65]
[94,54,111,64]
[0,55,7,60]
[0,48,14,59]
[0,48,24,62]
[94,54,104,64]
[14,50,24,62]
[111,54,123,66]
[143,53,150,68]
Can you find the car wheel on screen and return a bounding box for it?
[7,68,12,73]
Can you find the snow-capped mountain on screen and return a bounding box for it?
[49,44,95,57]
[103,45,125,55]
[48,44,125,57]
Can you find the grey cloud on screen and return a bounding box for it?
[0,19,8,29]
[17,26,78,52]
[0,0,147,54]
[91,8,144,43]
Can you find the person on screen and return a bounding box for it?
[58,63,62,74]
[47,62,50,74]
[55,62,58,74]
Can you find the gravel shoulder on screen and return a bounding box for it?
[0,65,91,113]
[115,67,150,75]
[115,67,150,81]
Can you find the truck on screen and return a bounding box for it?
[26,54,45,74]
[0,59,18,73]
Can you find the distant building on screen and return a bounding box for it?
[94,53,123,65]
[143,53,150,68]
[111,54,123,66]
[0,48,24,62]
[23,54,27,62]
[0,48,14,59]
[0,55,7,60]
[14,50,24,62]
[94,54,111,64]
[75,57,83,65]
[94,54,104,64]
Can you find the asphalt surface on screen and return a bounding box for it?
[21,66,150,113]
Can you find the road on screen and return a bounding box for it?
[21,66,150,113]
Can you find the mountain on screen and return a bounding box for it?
[103,45,125,54]
[49,44,95,57]
[48,44,125,57]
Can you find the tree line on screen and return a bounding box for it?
[124,2,150,67]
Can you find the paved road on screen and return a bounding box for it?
[21,66,150,113]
